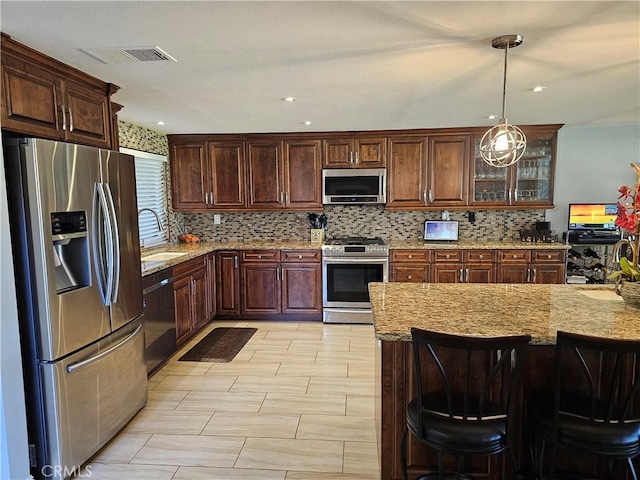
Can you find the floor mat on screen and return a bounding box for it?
[178,327,257,362]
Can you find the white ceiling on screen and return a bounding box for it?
[1,1,639,135]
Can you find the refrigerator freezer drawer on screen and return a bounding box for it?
[39,319,147,478]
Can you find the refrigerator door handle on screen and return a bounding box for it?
[93,183,114,305]
[103,183,120,304]
[66,325,143,373]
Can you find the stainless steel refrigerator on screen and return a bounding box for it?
[3,136,147,480]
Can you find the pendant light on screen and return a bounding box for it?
[479,34,527,168]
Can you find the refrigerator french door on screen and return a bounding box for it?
[3,136,147,480]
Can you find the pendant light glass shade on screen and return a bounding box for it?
[480,34,527,168]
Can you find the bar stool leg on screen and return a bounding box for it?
[400,426,409,480]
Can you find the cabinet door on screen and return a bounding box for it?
[387,137,427,209]
[282,263,322,314]
[469,135,509,206]
[497,265,530,284]
[354,137,386,167]
[283,139,322,209]
[208,141,246,208]
[240,263,280,315]
[391,265,430,283]
[431,264,463,283]
[247,140,283,209]
[531,264,565,284]
[322,138,353,167]
[465,264,496,283]
[191,268,209,330]
[216,252,240,315]
[512,133,555,207]
[427,135,469,207]
[62,79,111,148]
[1,54,63,139]
[206,253,216,320]
[173,275,193,344]
[170,142,207,211]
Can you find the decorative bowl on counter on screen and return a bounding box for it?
[179,233,200,243]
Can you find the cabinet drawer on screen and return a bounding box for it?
[532,249,566,263]
[390,250,430,263]
[498,249,532,263]
[173,255,206,278]
[432,250,462,262]
[241,250,280,262]
[463,250,495,263]
[282,249,320,263]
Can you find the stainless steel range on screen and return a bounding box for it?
[322,237,389,324]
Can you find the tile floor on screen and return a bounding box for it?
[85,320,380,480]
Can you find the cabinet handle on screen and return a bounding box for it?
[234,256,238,269]
[465,268,470,282]
[355,152,359,164]
[526,268,531,283]
[423,190,427,205]
[532,267,537,283]
[445,254,450,259]
[60,106,67,131]
[298,254,303,259]
[68,107,74,132]
[408,254,413,259]
[285,191,289,205]
[509,188,512,204]
[428,189,433,203]
[349,151,354,164]
[514,189,519,202]
[547,254,552,259]
[258,255,262,259]
[210,191,214,205]
[459,268,463,283]
[205,192,209,205]
[407,275,412,280]
[513,255,517,259]
[479,255,483,260]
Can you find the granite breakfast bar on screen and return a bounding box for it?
[370,282,640,479]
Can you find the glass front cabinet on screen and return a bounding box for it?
[470,125,560,207]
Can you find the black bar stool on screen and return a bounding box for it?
[528,331,640,479]
[401,327,531,479]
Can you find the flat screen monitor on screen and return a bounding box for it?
[567,203,618,231]
[424,220,459,241]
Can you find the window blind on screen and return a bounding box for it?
[121,148,168,248]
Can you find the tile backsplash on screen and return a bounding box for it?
[181,206,546,243]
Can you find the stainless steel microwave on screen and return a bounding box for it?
[322,168,386,205]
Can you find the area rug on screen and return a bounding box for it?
[178,327,257,362]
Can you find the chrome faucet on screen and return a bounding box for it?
[138,208,162,232]
[612,238,635,264]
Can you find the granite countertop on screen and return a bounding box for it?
[369,282,640,345]
[387,240,569,250]
[140,241,321,276]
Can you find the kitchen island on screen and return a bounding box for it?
[370,282,639,479]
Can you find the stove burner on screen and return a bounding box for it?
[325,236,385,246]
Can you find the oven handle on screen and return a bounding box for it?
[322,257,389,265]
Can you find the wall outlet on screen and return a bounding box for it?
[214,214,221,225]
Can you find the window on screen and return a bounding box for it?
[120,148,169,248]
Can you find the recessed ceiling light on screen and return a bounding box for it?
[532,86,546,92]
[282,96,296,102]
[487,115,498,120]
[303,121,313,125]
[156,120,165,125]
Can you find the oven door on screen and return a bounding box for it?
[322,257,388,309]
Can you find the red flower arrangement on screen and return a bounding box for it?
[611,163,640,282]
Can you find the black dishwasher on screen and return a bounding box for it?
[142,269,176,375]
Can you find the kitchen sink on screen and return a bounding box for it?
[141,252,188,262]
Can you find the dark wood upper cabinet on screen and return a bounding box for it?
[1,34,117,149]
[427,135,469,207]
[283,139,322,209]
[246,139,283,209]
[387,136,427,208]
[209,141,246,208]
[169,141,207,210]
[322,136,386,168]
[387,134,469,209]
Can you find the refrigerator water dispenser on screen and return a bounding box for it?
[51,211,90,293]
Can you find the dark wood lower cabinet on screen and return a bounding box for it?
[173,257,208,346]
[240,262,281,314]
[379,341,638,480]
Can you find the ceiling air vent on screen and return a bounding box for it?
[81,46,177,64]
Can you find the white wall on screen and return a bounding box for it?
[546,125,640,233]
[0,142,32,479]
